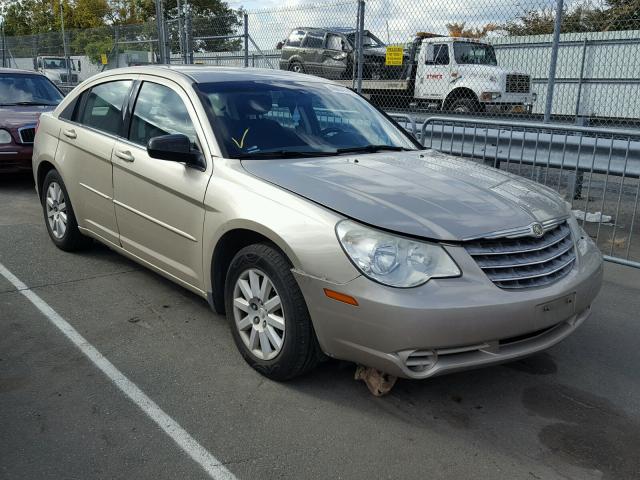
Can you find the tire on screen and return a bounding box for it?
[449,97,483,114]
[41,169,91,251]
[288,61,306,74]
[225,243,321,381]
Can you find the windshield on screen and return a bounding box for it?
[0,74,63,106]
[346,31,385,49]
[43,58,70,69]
[197,80,418,159]
[453,42,497,65]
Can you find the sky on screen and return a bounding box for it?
[221,0,555,50]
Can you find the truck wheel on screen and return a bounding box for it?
[450,98,483,114]
[41,169,91,251]
[288,61,306,74]
[225,243,321,381]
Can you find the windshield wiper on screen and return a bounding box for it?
[335,144,413,154]
[234,150,337,159]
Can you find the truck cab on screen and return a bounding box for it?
[33,56,81,86]
[412,36,536,113]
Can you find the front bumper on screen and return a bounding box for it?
[0,147,33,172]
[294,240,603,379]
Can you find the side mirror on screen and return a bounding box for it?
[147,134,205,171]
[77,60,81,71]
[276,41,284,50]
[33,58,37,69]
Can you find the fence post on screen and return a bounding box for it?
[544,0,564,123]
[574,38,587,123]
[243,13,249,67]
[114,26,120,68]
[154,0,166,63]
[185,8,193,64]
[356,0,365,94]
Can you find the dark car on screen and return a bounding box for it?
[278,27,398,81]
[0,68,63,173]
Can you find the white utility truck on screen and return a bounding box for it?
[33,56,81,86]
[338,33,536,113]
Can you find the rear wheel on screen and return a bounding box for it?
[225,243,320,380]
[288,61,306,74]
[42,169,90,251]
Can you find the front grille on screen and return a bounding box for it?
[464,221,576,290]
[506,74,530,93]
[18,126,36,144]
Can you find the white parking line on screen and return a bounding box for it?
[0,262,237,480]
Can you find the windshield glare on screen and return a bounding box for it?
[198,80,418,159]
[453,42,497,65]
[0,74,63,106]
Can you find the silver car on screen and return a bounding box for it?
[33,66,603,381]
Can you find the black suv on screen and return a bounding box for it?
[277,27,394,80]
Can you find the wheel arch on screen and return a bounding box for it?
[208,222,300,315]
[443,87,479,110]
[36,161,57,201]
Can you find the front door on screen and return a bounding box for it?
[112,78,212,291]
[415,43,451,100]
[321,34,349,79]
[54,78,133,245]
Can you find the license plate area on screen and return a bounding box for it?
[536,293,576,325]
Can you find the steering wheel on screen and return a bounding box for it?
[320,127,344,138]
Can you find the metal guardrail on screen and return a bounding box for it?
[419,116,640,268]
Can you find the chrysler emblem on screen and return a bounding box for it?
[531,223,544,237]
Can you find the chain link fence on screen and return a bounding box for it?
[2,0,638,128]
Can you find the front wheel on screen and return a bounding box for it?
[288,61,306,74]
[225,243,320,380]
[449,97,483,114]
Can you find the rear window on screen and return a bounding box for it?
[286,30,305,47]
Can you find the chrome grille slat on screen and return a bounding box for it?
[465,223,571,256]
[474,237,574,269]
[464,221,576,290]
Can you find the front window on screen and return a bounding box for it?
[453,42,497,66]
[43,58,69,69]
[197,80,418,159]
[346,31,384,49]
[0,74,63,106]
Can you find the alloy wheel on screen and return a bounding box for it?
[45,181,68,239]
[232,268,286,360]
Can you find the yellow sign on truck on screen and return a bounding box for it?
[100,53,108,65]
[385,45,403,66]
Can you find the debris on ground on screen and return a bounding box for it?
[355,365,397,396]
[572,210,613,223]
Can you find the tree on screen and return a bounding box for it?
[446,22,499,38]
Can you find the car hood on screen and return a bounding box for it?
[0,105,56,129]
[241,150,569,241]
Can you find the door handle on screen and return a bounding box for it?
[62,129,77,139]
[115,149,134,162]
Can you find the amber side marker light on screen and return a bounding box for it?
[323,288,359,306]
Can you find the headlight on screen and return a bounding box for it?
[0,129,12,144]
[336,220,460,287]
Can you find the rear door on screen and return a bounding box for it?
[54,77,134,245]
[300,30,325,76]
[112,77,212,291]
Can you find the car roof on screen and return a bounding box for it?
[91,65,335,86]
[294,26,357,34]
[0,68,46,76]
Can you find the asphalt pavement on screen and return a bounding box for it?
[1,172,639,480]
